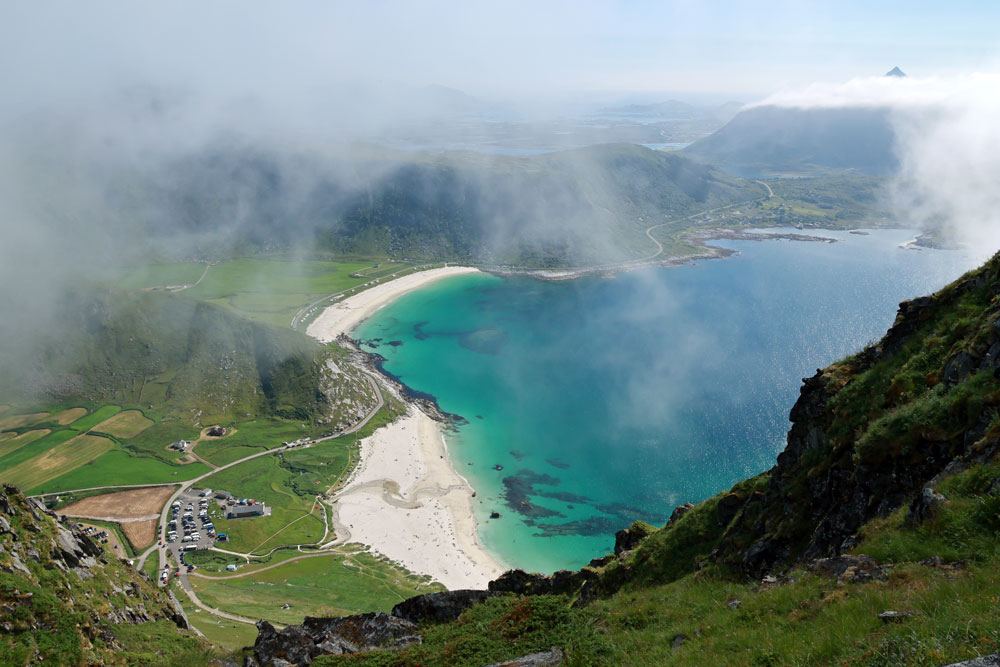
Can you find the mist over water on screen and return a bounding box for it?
[357,229,979,572]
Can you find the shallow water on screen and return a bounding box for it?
[355,229,980,573]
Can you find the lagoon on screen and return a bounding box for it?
[355,229,979,573]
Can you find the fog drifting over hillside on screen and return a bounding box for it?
[758,74,1000,258]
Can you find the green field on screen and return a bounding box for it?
[67,405,122,432]
[190,551,442,625]
[118,262,209,289]
[200,453,324,553]
[1,434,114,491]
[196,418,313,466]
[183,257,409,327]
[171,585,259,651]
[0,429,77,473]
[32,449,210,495]
[121,419,203,463]
[0,429,51,459]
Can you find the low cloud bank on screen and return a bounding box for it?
[758,73,1000,258]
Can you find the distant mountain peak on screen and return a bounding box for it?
[885,66,906,78]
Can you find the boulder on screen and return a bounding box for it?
[391,589,497,624]
[484,647,564,666]
[905,487,948,525]
[806,555,887,584]
[254,620,321,667]
[301,613,420,651]
[878,610,913,623]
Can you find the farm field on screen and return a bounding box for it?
[49,407,88,425]
[59,486,175,521]
[91,409,155,438]
[68,405,123,432]
[182,256,410,327]
[1,433,114,491]
[121,420,203,463]
[189,551,442,625]
[0,430,50,458]
[121,519,158,549]
[35,450,210,495]
[118,262,209,289]
[0,411,49,430]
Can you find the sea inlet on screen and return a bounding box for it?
[356,228,980,573]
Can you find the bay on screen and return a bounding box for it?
[355,229,980,573]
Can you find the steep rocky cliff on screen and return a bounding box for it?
[0,484,212,665]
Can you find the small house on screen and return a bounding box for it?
[208,426,227,437]
[226,564,237,572]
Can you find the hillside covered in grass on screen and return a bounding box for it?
[0,287,332,425]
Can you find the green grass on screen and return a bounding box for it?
[171,584,258,652]
[183,257,407,327]
[319,594,611,667]
[0,429,77,475]
[121,419,203,463]
[189,551,442,626]
[196,418,313,466]
[67,405,122,432]
[32,449,210,494]
[198,454,325,554]
[1,434,114,491]
[142,549,160,581]
[118,262,209,289]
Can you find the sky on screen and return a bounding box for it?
[2,0,999,117]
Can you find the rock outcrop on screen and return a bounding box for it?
[0,485,196,663]
[253,613,420,666]
[391,589,498,624]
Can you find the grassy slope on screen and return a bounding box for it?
[190,551,442,627]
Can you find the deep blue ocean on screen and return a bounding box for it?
[355,229,980,573]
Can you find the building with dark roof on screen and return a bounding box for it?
[226,504,265,519]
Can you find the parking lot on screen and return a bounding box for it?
[157,487,225,585]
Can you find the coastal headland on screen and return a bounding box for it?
[307,266,505,589]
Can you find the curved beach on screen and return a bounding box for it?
[308,266,505,589]
[307,266,482,343]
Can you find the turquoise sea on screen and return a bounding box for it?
[355,229,980,574]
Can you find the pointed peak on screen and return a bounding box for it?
[885,66,906,78]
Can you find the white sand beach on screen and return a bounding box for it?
[329,409,505,590]
[307,265,504,589]
[307,266,481,342]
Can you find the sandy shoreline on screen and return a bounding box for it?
[307,266,481,342]
[307,265,505,589]
[329,409,505,590]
